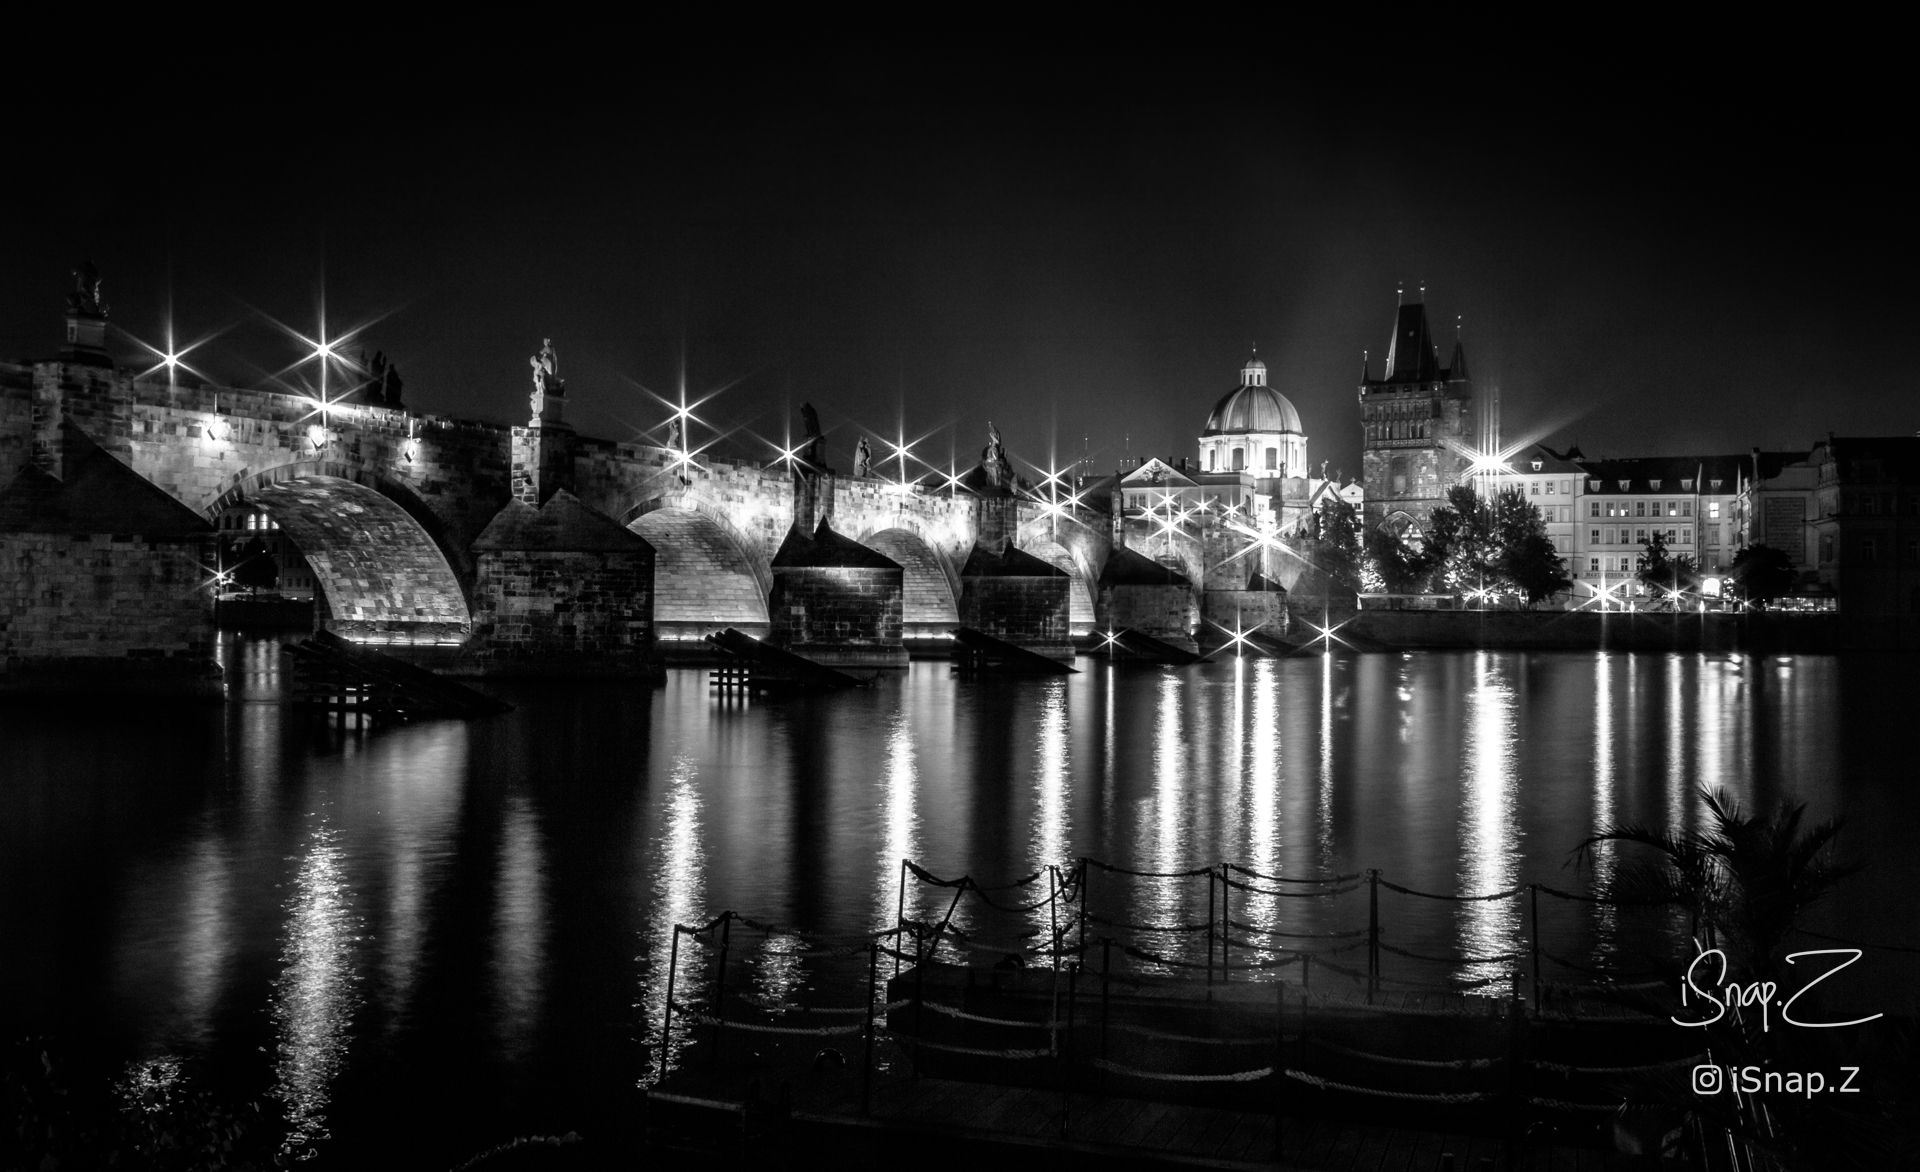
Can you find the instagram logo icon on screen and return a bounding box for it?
[1692,1065,1723,1095]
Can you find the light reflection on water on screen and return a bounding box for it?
[1456,652,1520,987]
[638,756,705,1081]
[271,820,359,1161]
[10,644,1920,1163]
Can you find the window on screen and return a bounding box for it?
[1530,482,1539,494]
[1590,502,1600,517]
[1863,538,1879,562]
[1636,529,1648,543]
[1233,448,1245,471]
[1589,479,1601,492]
[1207,450,1216,471]
[1591,529,1600,543]
[1682,502,1693,517]
[1708,501,1719,519]
[1590,558,1600,572]
[1635,502,1646,517]
[1562,480,1571,494]
[1681,478,1694,491]
[1821,536,1835,563]
[1650,479,1663,491]
[1531,458,1543,472]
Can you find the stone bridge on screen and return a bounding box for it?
[2,353,1115,657]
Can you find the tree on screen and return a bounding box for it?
[1573,786,1857,980]
[1310,498,1363,591]
[1363,521,1433,593]
[1490,488,1571,607]
[1729,543,1795,607]
[1421,485,1567,606]
[1637,531,1699,601]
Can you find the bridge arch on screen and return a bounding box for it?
[205,462,472,639]
[626,495,772,642]
[857,525,961,636]
[1022,535,1097,635]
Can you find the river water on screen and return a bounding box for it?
[4,638,1916,1165]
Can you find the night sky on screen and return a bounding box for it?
[4,52,1910,484]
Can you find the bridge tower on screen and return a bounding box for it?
[1358,295,1473,536]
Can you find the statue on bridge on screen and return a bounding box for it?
[67,260,107,318]
[528,338,567,425]
[853,436,871,478]
[529,338,562,396]
[799,402,828,470]
[983,421,1013,489]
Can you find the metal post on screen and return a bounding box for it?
[1206,870,1216,988]
[1101,937,1113,1063]
[658,925,681,1084]
[895,858,908,980]
[1220,863,1231,985]
[1367,869,1380,1004]
[1076,858,1088,960]
[1049,865,1061,977]
[1529,884,1542,1015]
[863,939,878,1116]
[710,914,731,1067]
[1061,959,1078,1139]
[912,928,927,1082]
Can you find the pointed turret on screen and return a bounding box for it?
[1448,337,1469,382]
[1381,302,1440,384]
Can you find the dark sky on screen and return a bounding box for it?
[4,51,1911,483]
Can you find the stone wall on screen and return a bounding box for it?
[0,533,219,692]
[1098,583,1198,648]
[33,365,511,584]
[466,549,654,672]
[1202,589,1290,636]
[768,565,906,667]
[960,576,1072,659]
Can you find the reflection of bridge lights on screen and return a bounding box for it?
[1299,611,1357,653]
[1206,616,1265,658]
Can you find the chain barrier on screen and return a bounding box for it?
[890,1033,1052,1061]
[1530,1053,1705,1076]
[1226,918,1370,940]
[1090,1058,1274,1083]
[1308,1038,1503,1071]
[1222,874,1362,899]
[1377,878,1524,902]
[1377,940,1527,967]
[1226,863,1364,885]
[1282,1069,1496,1103]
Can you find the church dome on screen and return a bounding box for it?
[1204,382,1302,436]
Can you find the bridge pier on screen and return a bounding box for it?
[959,541,1074,661]
[768,517,907,668]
